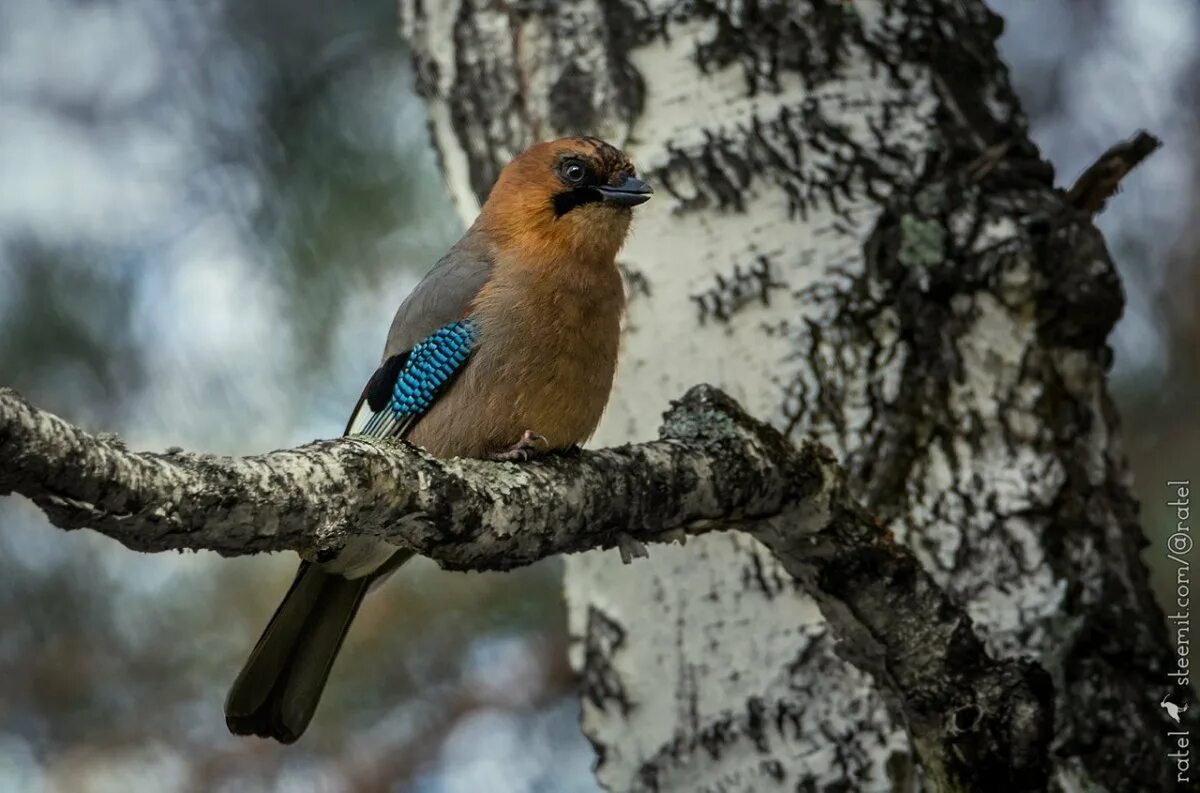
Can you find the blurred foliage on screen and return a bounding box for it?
[0,240,145,420]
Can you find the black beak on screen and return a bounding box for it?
[596,175,653,207]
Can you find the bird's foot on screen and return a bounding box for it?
[491,430,550,462]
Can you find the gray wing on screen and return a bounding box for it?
[343,225,493,437]
[381,225,493,359]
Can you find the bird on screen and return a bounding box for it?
[1161,694,1187,723]
[224,136,652,743]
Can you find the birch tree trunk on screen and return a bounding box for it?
[397,1,1180,790]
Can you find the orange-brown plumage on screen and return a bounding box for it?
[408,240,626,457]
[409,135,647,457]
[477,137,643,267]
[226,136,650,744]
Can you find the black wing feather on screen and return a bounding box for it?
[365,352,409,413]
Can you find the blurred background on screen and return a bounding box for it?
[0,0,1194,791]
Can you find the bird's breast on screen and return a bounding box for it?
[406,261,625,459]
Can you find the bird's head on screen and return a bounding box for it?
[479,137,652,264]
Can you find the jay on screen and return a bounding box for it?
[225,136,652,743]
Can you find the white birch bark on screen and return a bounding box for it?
[398,1,1179,790]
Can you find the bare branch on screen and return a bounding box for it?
[0,385,823,566]
[1067,130,1162,214]
[0,384,1052,792]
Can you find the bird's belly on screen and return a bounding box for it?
[408,337,615,458]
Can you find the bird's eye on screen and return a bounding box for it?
[562,161,587,185]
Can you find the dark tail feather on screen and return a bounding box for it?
[225,562,370,743]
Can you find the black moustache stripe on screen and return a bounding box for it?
[552,187,603,216]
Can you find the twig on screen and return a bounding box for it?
[1067,130,1162,214]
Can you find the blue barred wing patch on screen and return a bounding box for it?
[390,320,476,417]
[355,319,477,439]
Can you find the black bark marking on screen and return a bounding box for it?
[548,62,598,135]
[582,606,633,717]
[618,262,652,300]
[596,0,652,130]
[1031,213,1123,349]
[692,255,787,324]
[690,0,859,94]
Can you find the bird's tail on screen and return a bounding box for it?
[224,562,371,743]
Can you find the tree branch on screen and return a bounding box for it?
[0,384,1052,792]
[1067,129,1161,214]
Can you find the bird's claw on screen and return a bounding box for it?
[491,430,550,462]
